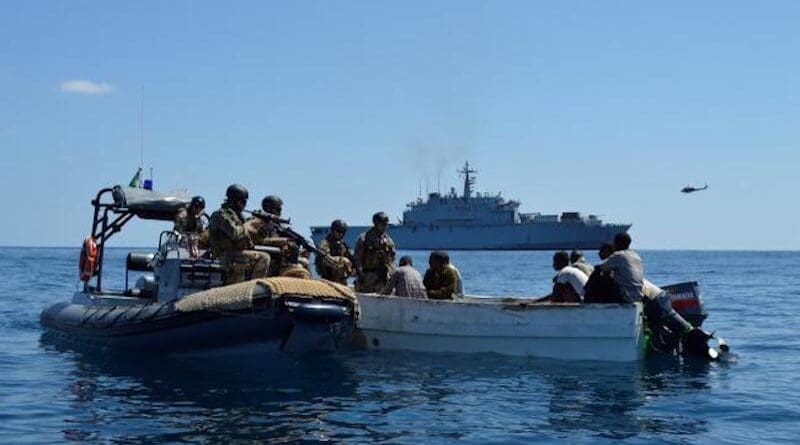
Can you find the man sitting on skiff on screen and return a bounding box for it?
[594,232,645,304]
[550,251,588,303]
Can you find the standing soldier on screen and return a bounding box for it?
[174,196,209,255]
[354,212,396,292]
[174,196,206,235]
[208,184,270,284]
[315,219,354,284]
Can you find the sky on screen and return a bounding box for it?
[1,1,798,249]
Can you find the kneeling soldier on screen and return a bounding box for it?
[208,184,270,284]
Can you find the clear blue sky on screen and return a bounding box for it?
[1,1,798,249]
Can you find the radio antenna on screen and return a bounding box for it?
[139,87,144,169]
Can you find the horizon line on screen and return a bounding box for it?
[1,245,798,253]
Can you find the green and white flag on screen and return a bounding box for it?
[128,168,142,188]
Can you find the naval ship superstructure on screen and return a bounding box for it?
[311,162,631,250]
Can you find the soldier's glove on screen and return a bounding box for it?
[343,257,354,276]
[331,257,353,276]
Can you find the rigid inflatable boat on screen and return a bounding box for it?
[40,186,357,355]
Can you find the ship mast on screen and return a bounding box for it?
[459,161,477,199]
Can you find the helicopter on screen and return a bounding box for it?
[681,184,708,194]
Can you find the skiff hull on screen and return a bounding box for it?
[354,294,645,362]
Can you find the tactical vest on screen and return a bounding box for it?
[325,236,349,257]
[360,229,394,271]
[208,206,252,257]
[175,208,203,234]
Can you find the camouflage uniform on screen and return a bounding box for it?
[208,204,269,284]
[354,227,395,292]
[423,266,458,300]
[250,218,299,276]
[174,207,208,250]
[250,218,282,245]
[315,233,353,284]
[174,207,204,234]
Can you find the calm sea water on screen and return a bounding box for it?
[1,247,799,444]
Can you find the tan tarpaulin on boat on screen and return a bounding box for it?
[174,277,357,317]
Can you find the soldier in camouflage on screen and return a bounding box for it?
[174,196,209,254]
[354,212,396,292]
[174,196,206,235]
[208,184,270,284]
[250,195,290,250]
[315,219,354,284]
[249,195,302,276]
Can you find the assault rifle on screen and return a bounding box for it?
[245,210,350,272]
[244,209,290,226]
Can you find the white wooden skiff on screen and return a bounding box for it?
[355,294,645,362]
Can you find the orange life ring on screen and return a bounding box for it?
[79,236,98,282]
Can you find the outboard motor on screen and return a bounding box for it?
[645,282,725,360]
[662,282,707,327]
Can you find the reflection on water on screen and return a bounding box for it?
[14,248,795,444]
[41,335,725,444]
[547,357,717,440]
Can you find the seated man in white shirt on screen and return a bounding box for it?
[381,256,427,298]
[596,232,645,303]
[550,251,588,303]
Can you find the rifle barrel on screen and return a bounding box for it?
[245,209,338,261]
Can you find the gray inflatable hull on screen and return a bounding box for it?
[40,296,354,355]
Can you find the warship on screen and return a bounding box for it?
[311,162,631,250]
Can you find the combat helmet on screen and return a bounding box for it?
[225,184,249,201]
[372,211,389,225]
[330,219,348,233]
[190,196,205,209]
[261,195,284,213]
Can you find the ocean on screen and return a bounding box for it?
[1,247,799,444]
